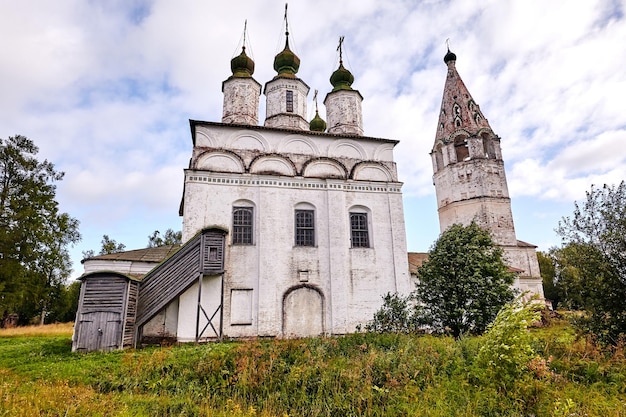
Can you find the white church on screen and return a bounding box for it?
[72,20,543,352]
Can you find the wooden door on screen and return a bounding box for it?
[76,311,122,352]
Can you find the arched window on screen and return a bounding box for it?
[454,135,469,162]
[349,206,372,248]
[232,206,254,245]
[294,203,316,247]
[482,133,496,159]
[435,144,444,172]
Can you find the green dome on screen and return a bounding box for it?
[231,47,255,77]
[309,110,327,132]
[330,62,354,92]
[273,37,300,77]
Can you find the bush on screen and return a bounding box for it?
[474,296,543,390]
[365,292,420,334]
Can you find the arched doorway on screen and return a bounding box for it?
[282,285,324,337]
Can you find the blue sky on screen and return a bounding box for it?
[1,0,625,279]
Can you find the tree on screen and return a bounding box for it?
[99,234,126,254]
[147,229,182,247]
[0,135,81,325]
[556,182,626,343]
[414,222,516,338]
[537,251,560,308]
[82,235,127,260]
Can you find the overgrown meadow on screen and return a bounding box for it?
[1,320,625,416]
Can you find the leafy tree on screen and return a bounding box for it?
[537,251,560,308]
[147,229,182,247]
[99,234,126,254]
[46,280,81,323]
[414,222,516,338]
[0,135,80,325]
[556,183,626,343]
[82,235,126,259]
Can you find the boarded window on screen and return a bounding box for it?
[201,230,225,273]
[295,210,315,246]
[231,289,253,325]
[350,212,370,248]
[233,207,253,244]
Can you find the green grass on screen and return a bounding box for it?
[0,321,625,416]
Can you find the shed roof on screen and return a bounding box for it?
[81,245,181,264]
[408,252,429,275]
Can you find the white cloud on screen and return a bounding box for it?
[1,0,625,271]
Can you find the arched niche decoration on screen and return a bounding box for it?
[350,161,393,182]
[328,140,366,160]
[282,284,325,338]
[277,135,320,156]
[226,130,270,152]
[373,143,394,161]
[194,128,219,147]
[194,150,245,173]
[249,154,297,177]
[302,158,347,179]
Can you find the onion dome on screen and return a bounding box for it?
[330,62,354,92]
[231,46,255,77]
[444,48,457,64]
[309,110,327,132]
[273,35,300,77]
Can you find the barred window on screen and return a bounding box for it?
[295,210,315,246]
[233,207,253,245]
[350,212,369,248]
[286,90,294,113]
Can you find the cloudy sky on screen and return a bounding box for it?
[1,0,625,279]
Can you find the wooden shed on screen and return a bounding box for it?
[72,272,139,352]
[72,230,226,352]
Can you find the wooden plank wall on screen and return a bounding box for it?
[123,282,139,347]
[73,274,129,352]
[81,276,127,313]
[135,234,202,328]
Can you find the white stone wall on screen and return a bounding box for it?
[179,123,410,338]
[222,77,261,126]
[433,158,518,246]
[264,77,309,130]
[82,259,157,276]
[324,90,364,136]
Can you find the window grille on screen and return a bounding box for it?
[286,90,294,113]
[350,212,369,248]
[295,210,315,246]
[233,207,253,244]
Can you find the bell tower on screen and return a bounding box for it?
[431,48,544,297]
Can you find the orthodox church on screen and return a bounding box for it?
[72,20,543,352]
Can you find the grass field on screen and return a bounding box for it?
[0,320,625,416]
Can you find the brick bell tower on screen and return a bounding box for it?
[431,48,544,298]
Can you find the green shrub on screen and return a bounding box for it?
[474,296,543,390]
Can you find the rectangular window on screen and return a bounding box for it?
[295,210,315,246]
[233,207,253,244]
[350,212,369,248]
[286,90,294,113]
